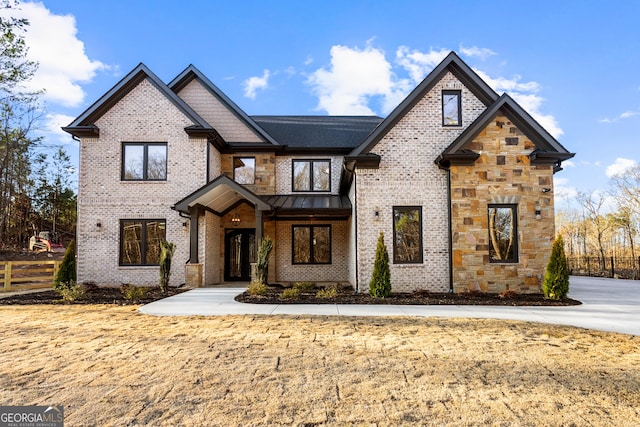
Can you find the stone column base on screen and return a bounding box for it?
[185,263,203,288]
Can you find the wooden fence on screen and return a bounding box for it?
[0,260,61,292]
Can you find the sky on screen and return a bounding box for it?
[5,0,640,212]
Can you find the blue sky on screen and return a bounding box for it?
[6,0,640,210]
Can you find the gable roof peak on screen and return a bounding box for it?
[350,51,499,156]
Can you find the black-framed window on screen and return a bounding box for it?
[122,143,167,181]
[233,157,255,185]
[393,206,423,264]
[292,160,330,192]
[292,225,331,264]
[120,219,166,266]
[488,204,518,263]
[442,90,462,126]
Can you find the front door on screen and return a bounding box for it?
[224,229,256,281]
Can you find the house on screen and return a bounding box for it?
[63,52,574,294]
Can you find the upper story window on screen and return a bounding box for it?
[393,206,423,264]
[292,159,330,192]
[488,204,518,263]
[233,157,255,185]
[442,90,462,126]
[122,142,167,181]
[120,219,166,266]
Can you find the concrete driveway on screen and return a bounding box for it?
[139,276,640,336]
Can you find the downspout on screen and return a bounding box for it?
[447,169,454,293]
[354,168,359,293]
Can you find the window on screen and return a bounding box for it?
[233,157,255,184]
[122,143,167,181]
[292,225,331,264]
[442,90,461,126]
[393,206,423,263]
[120,219,166,265]
[488,205,518,263]
[292,160,330,192]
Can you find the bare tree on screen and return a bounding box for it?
[576,191,611,269]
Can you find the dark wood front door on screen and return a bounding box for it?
[224,229,256,281]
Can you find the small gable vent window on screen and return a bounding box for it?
[442,90,462,126]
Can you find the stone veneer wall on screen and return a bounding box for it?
[77,78,212,286]
[449,114,554,293]
[355,72,486,293]
[220,153,276,194]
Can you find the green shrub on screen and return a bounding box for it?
[316,285,338,299]
[56,281,85,302]
[54,240,76,291]
[369,232,391,298]
[293,281,315,292]
[543,235,570,300]
[247,280,268,296]
[121,284,150,301]
[280,287,301,299]
[159,240,176,294]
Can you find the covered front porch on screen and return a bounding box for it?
[173,175,354,287]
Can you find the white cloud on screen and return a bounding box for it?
[43,113,76,144]
[307,44,399,115]
[0,2,109,107]
[473,69,562,138]
[459,45,497,61]
[600,109,640,123]
[243,69,270,100]
[306,43,563,138]
[554,176,578,202]
[606,157,637,178]
[395,46,450,83]
[563,160,576,168]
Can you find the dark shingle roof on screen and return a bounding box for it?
[251,116,383,149]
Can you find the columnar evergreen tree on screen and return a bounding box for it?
[543,235,570,300]
[53,240,76,290]
[369,232,391,298]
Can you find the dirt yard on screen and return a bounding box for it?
[0,305,638,426]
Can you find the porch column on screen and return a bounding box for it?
[189,205,201,263]
[255,209,263,247]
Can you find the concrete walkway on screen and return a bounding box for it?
[139,276,640,336]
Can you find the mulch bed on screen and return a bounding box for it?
[0,286,188,305]
[236,285,581,306]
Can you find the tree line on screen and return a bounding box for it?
[557,168,640,276]
[0,0,76,250]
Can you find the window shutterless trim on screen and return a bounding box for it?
[442,90,462,127]
[392,206,423,264]
[121,142,168,181]
[291,224,332,265]
[119,218,166,266]
[232,156,256,185]
[487,204,519,263]
[291,159,331,192]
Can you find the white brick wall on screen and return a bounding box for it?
[77,78,211,287]
[275,155,343,195]
[355,72,487,293]
[274,220,350,283]
[177,79,264,143]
